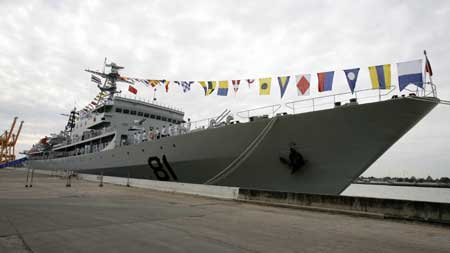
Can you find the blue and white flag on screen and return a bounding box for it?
[343,68,359,94]
[175,81,193,93]
[397,59,423,91]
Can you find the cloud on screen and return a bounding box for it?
[1,0,450,177]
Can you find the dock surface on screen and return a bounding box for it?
[1,169,449,253]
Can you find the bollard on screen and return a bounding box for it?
[66,170,72,187]
[25,168,30,188]
[29,168,35,187]
[99,171,103,187]
[127,169,131,187]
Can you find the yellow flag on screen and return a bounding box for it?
[149,80,160,87]
[259,77,271,95]
[198,81,216,96]
[217,80,229,96]
[198,81,207,95]
[368,64,391,89]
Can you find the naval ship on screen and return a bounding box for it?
[27,62,441,195]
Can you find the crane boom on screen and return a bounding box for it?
[1,117,24,165]
[11,121,24,146]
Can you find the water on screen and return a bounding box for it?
[341,184,450,203]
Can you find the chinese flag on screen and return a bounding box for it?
[128,85,138,94]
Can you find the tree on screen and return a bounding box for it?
[440,177,450,184]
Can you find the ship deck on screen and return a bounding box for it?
[1,169,449,253]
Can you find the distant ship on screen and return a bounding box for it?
[27,61,441,195]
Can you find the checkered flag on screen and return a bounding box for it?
[176,81,193,93]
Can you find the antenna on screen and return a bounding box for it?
[103,57,107,73]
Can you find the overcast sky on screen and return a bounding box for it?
[1,0,449,178]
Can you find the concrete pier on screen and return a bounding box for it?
[1,169,450,253]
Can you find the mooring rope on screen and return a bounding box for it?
[204,116,278,185]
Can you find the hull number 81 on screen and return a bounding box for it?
[147,155,178,181]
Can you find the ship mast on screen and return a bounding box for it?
[85,59,132,100]
[63,108,78,135]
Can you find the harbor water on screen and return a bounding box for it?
[342,184,450,203]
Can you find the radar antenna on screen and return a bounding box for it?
[85,59,153,101]
[85,59,132,99]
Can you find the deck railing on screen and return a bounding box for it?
[285,87,397,114]
[284,82,438,114]
[115,93,184,114]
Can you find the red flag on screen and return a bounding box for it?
[296,75,310,95]
[160,80,169,92]
[425,56,433,76]
[128,85,138,94]
[232,80,240,93]
[317,71,334,92]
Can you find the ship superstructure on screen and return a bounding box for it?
[28,62,185,160]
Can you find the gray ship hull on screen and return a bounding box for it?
[28,97,438,195]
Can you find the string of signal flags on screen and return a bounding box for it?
[96,55,433,99]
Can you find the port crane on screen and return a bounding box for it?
[0,117,24,165]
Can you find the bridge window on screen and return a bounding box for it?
[168,118,172,123]
[123,109,130,114]
[162,117,167,121]
[156,115,161,120]
[144,113,149,118]
[130,110,137,115]
[115,108,122,113]
[137,112,143,116]
[150,114,155,119]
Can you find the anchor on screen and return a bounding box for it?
[280,143,307,174]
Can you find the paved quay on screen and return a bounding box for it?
[1,169,449,253]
